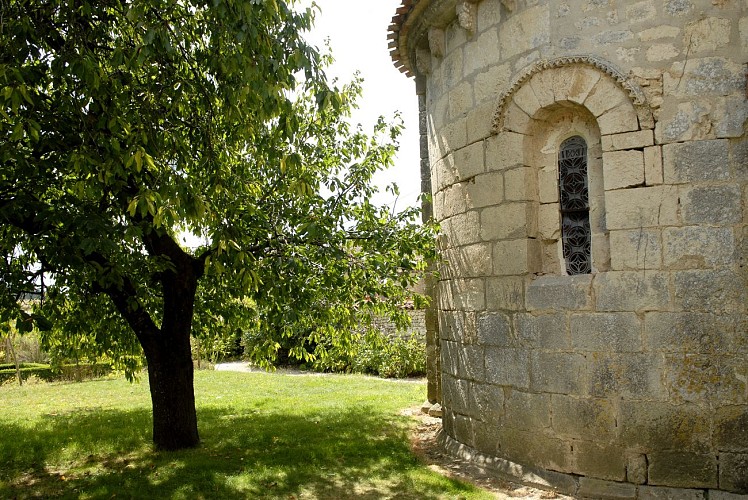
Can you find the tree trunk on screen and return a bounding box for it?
[143,329,199,450]
[104,231,204,451]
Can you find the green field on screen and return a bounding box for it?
[0,370,491,499]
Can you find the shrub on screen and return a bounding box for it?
[308,330,426,379]
[351,334,426,378]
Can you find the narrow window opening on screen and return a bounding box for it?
[558,136,591,275]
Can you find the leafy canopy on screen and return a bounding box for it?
[0,0,435,372]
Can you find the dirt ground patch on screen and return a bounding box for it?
[404,407,572,499]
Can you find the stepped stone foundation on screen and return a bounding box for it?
[388,0,748,496]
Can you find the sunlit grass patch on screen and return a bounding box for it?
[0,370,492,499]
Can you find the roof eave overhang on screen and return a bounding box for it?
[388,0,458,78]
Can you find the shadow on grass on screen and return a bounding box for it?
[0,404,476,499]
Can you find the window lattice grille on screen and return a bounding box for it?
[558,136,591,275]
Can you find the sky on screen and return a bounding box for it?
[298,0,422,211]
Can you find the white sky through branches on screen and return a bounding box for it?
[299,0,422,212]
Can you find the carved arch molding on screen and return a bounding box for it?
[492,55,654,135]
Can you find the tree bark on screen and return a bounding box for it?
[143,330,200,450]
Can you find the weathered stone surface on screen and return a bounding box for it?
[663,226,735,269]
[551,395,616,440]
[626,454,648,485]
[577,477,636,499]
[538,165,559,203]
[464,29,498,76]
[503,390,551,430]
[485,347,529,388]
[584,76,628,117]
[437,181,468,220]
[605,186,679,229]
[432,156,455,195]
[644,312,735,354]
[620,402,711,450]
[442,373,472,414]
[471,419,501,456]
[453,141,484,182]
[594,271,669,312]
[656,99,717,143]
[709,491,748,500]
[680,184,742,224]
[662,139,730,183]
[485,276,525,311]
[602,150,645,190]
[664,57,744,97]
[515,313,569,349]
[476,311,511,346]
[602,130,654,151]
[573,441,627,481]
[502,100,533,134]
[453,413,474,445]
[664,354,747,404]
[683,17,731,54]
[673,269,747,314]
[644,145,663,185]
[474,63,512,104]
[637,486,706,499]
[647,451,718,488]
[477,0,501,33]
[646,43,680,62]
[589,353,667,399]
[472,382,504,421]
[466,101,495,143]
[719,452,748,494]
[448,81,474,119]
[493,238,542,275]
[528,66,557,109]
[499,5,550,60]
[441,340,486,381]
[440,211,482,246]
[464,171,503,209]
[714,96,748,139]
[444,243,492,278]
[714,405,748,451]
[452,278,486,312]
[537,203,561,240]
[504,166,537,202]
[480,203,532,241]
[440,309,476,343]
[570,312,642,352]
[609,229,662,271]
[597,103,640,135]
[526,274,593,311]
[530,351,586,395]
[512,82,543,117]
[498,427,573,474]
[485,131,525,171]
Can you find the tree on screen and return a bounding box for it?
[0,0,435,450]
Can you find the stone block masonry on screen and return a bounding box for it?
[389,0,748,495]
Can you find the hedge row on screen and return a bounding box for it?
[0,363,111,384]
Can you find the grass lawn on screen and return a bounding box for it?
[0,370,492,499]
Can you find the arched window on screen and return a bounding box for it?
[558,136,591,275]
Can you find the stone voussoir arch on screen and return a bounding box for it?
[491,55,653,136]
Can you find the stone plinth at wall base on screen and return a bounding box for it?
[428,403,443,417]
[436,430,746,499]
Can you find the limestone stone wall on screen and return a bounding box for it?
[390,0,747,495]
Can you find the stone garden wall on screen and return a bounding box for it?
[389,0,747,495]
